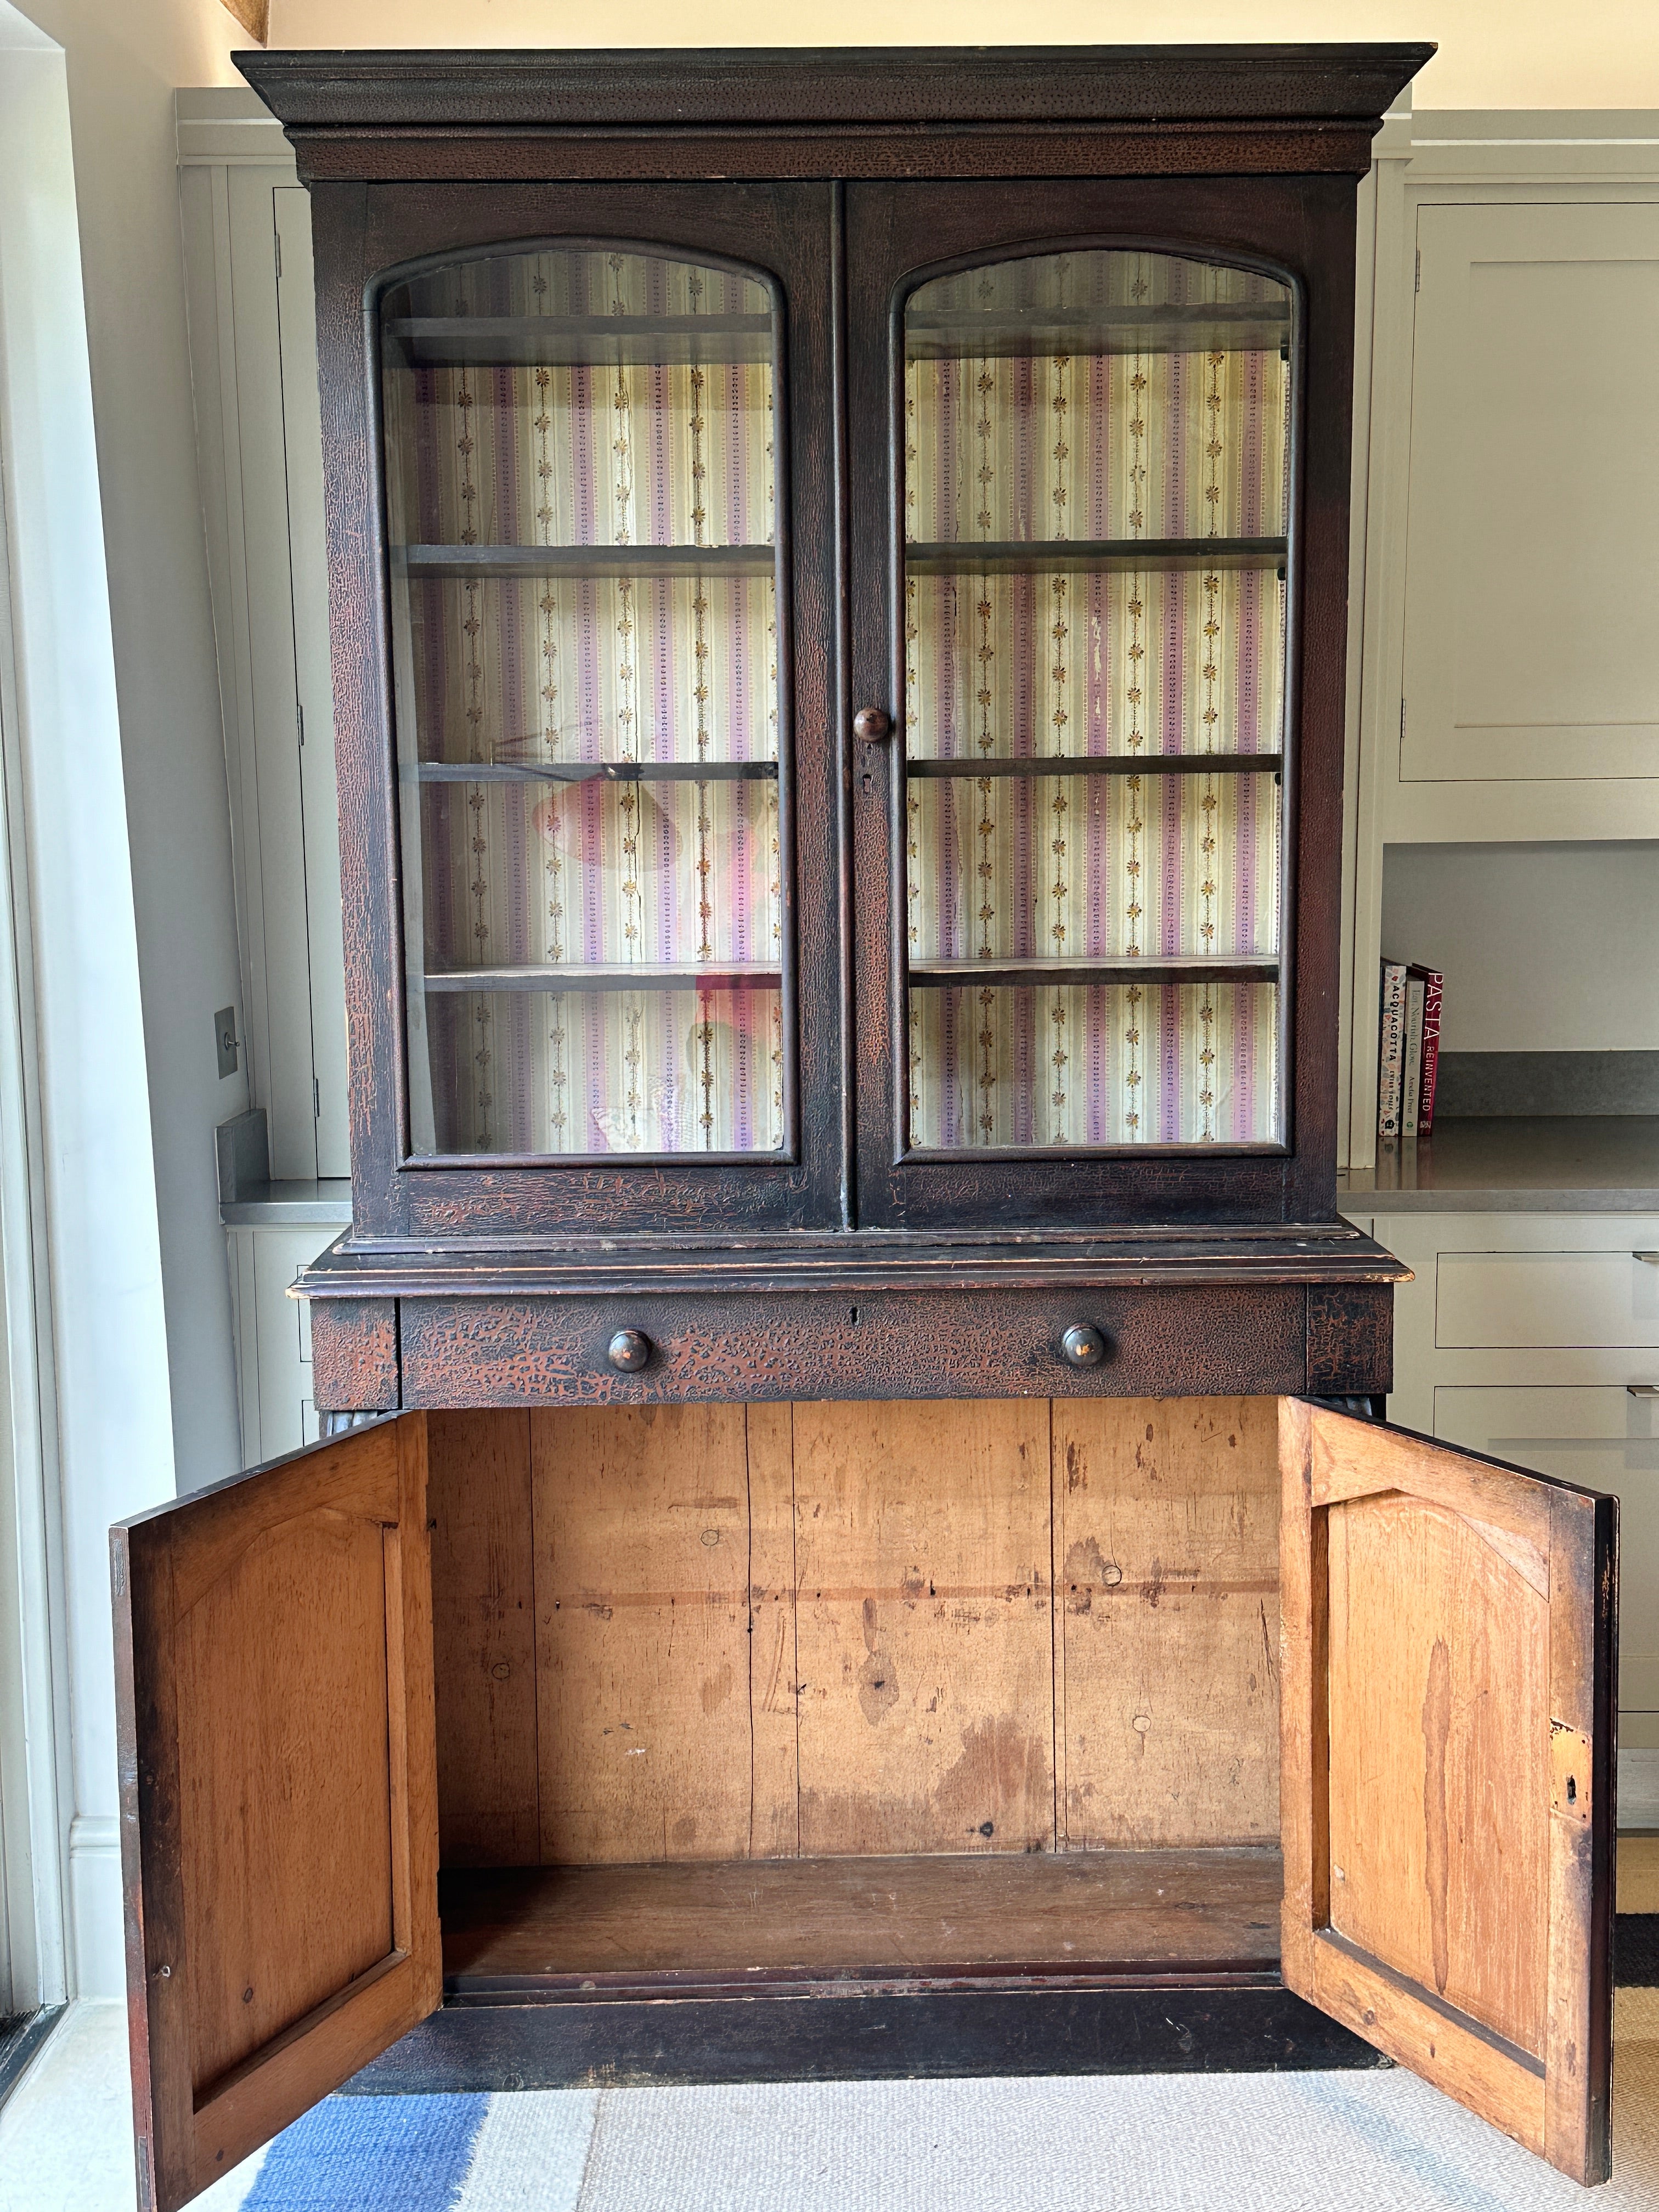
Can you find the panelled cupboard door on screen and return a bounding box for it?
[1279,1399,1617,2185]
[111,1415,440,2212]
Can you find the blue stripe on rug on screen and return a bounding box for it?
[242,2093,490,2210]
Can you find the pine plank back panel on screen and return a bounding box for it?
[442,1398,1288,1866]
[1054,1397,1279,1849]
[112,1415,439,2212]
[1279,1398,1616,2185]
[792,1400,1053,1856]
[532,1403,756,1862]
[428,1410,539,1865]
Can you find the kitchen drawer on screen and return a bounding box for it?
[1435,1383,1657,1714]
[1436,1249,1659,1350]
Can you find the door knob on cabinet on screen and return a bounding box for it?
[853,706,893,742]
[1060,1324,1108,1369]
[608,1328,652,1372]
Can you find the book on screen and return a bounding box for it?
[1402,974,1425,1137]
[1378,960,1407,1138]
[1412,964,1443,1134]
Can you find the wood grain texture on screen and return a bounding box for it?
[397,1286,1311,1408]
[1543,1485,1617,2183]
[177,1503,394,2096]
[746,1403,801,1857]
[245,47,1429,190]
[240,46,1434,134]
[532,1405,755,1863]
[428,1410,539,1866]
[1278,1400,1617,2184]
[1306,1284,1395,1395]
[793,1402,1053,1857]
[1056,1399,1279,1850]
[439,1849,1283,1987]
[112,1416,439,2212]
[1305,1932,1546,2158]
[1325,1490,1549,2058]
[309,1296,398,1413]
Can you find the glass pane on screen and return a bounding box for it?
[902,248,1290,1149]
[381,245,786,1158]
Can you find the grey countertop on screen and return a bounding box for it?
[221,1178,352,1228]
[1339,1117,1659,1214]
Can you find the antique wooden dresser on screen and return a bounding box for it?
[111,47,1620,2211]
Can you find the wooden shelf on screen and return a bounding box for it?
[387,311,775,370]
[905,537,1286,577]
[396,543,776,581]
[910,957,1279,990]
[907,752,1281,781]
[439,1849,1283,1994]
[906,300,1290,362]
[424,962,782,995]
[417,759,778,785]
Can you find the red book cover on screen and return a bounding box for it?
[1412,966,1443,1135]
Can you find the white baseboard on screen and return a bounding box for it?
[67,1815,123,1999]
[1621,1749,1659,1832]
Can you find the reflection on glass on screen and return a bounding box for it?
[381,246,786,1157]
[902,248,1291,1149]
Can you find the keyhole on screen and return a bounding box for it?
[1567,1775,1578,1804]
[861,771,873,794]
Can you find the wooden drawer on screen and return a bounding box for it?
[1435,1383,1658,1714]
[395,1285,1326,1407]
[1436,1250,1659,1351]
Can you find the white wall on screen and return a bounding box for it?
[267,0,1659,111]
[1380,844,1659,1053]
[0,0,251,1999]
[16,1,252,1512]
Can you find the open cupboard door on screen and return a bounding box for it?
[112,1415,439,2212]
[1280,1398,1617,2184]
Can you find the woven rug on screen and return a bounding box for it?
[206,2033,1659,2212]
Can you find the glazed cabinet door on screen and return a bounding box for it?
[313,182,839,1238]
[845,176,1358,1230]
[112,1415,439,2212]
[1279,1399,1617,2183]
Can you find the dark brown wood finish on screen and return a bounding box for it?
[394,1284,1312,1406]
[308,1289,399,1411]
[848,174,1352,1230]
[241,45,1432,187]
[306,177,839,1239]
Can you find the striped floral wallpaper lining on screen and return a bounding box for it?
[384,250,786,1155]
[382,242,1289,1160]
[904,247,1290,1149]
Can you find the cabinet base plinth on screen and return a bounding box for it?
[340,1982,1384,2092]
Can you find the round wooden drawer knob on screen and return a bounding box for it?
[607,1328,652,1372]
[853,705,893,742]
[1060,1324,1107,1369]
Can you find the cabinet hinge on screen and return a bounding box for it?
[313,1076,321,1121]
[1400,698,1407,743]
[1414,247,1421,292]
[274,228,283,281]
[297,699,305,747]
